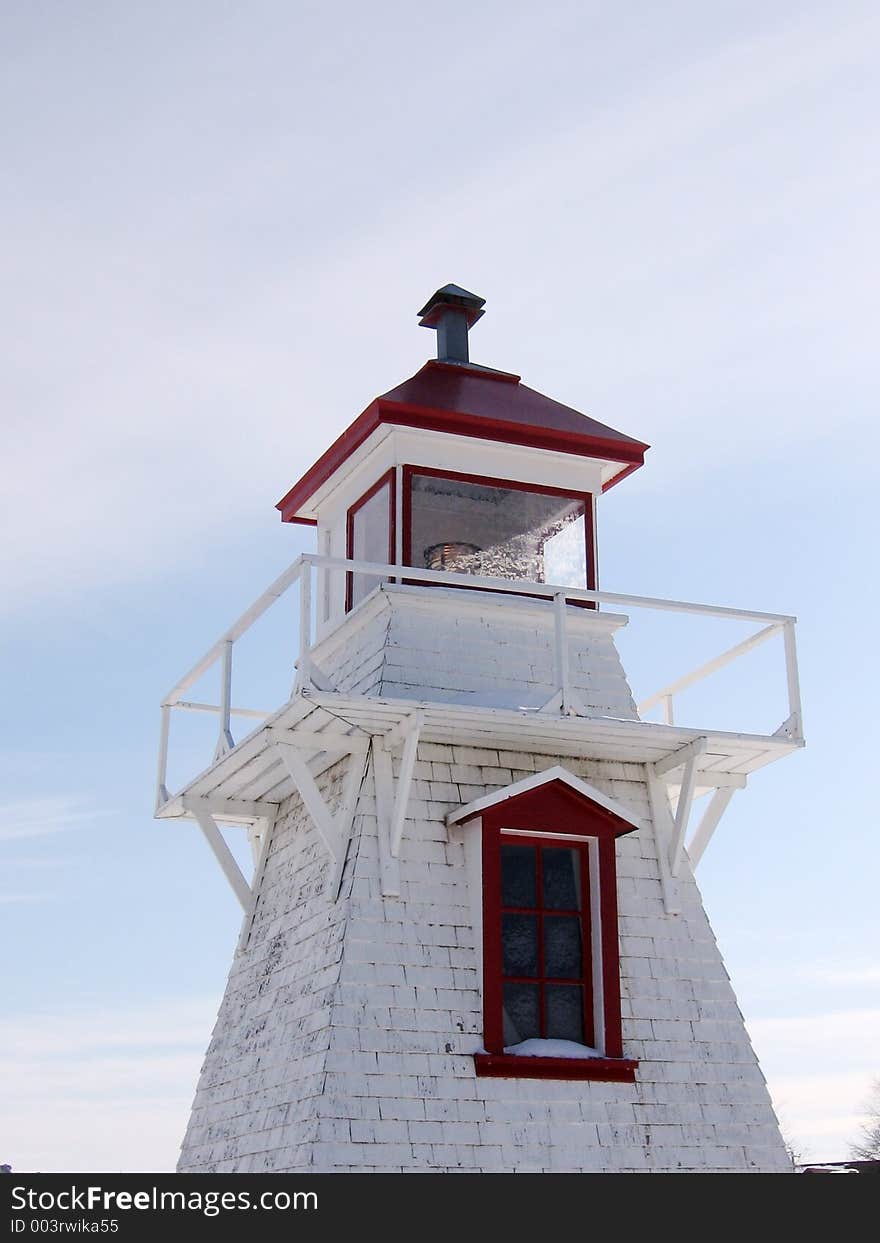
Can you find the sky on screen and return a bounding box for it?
[2,0,879,1171]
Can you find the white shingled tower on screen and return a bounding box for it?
[157,286,804,1172]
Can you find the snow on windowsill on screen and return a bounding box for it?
[503,1038,603,1059]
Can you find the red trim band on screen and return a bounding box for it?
[276,385,648,522]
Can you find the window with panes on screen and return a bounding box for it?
[500,837,593,1047]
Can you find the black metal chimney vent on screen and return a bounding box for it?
[418,284,485,364]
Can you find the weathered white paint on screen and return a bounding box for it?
[166,407,798,1174]
[177,743,791,1173]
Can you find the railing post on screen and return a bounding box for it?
[155,704,172,811]
[295,560,312,694]
[783,620,803,741]
[554,592,572,714]
[663,695,674,726]
[213,641,235,761]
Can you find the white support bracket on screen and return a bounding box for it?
[650,738,707,877]
[645,766,680,917]
[274,743,343,864]
[246,819,264,867]
[667,748,704,877]
[652,736,709,778]
[237,811,278,953]
[372,740,401,897]
[274,742,367,900]
[388,711,423,858]
[687,787,738,870]
[189,805,253,912]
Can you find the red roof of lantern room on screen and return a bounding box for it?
[276,359,649,524]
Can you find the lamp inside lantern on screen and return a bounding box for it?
[424,542,482,572]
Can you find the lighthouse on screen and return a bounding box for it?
[158,285,803,1172]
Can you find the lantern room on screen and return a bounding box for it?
[276,285,649,633]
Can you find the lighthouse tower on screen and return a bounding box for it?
[158,286,803,1173]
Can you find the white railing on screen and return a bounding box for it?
[156,553,802,811]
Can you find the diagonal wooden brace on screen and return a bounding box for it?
[189,805,253,911]
[274,742,344,863]
[274,742,368,900]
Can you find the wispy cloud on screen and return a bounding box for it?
[0,997,218,1173]
[2,5,878,612]
[727,954,880,1006]
[801,963,880,988]
[750,1007,880,1162]
[0,797,103,842]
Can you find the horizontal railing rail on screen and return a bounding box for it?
[156,553,802,812]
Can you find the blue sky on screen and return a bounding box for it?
[2,0,878,1170]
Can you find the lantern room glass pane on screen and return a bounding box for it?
[348,480,391,609]
[407,473,587,586]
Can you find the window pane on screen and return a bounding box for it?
[408,473,586,586]
[503,983,540,1045]
[543,514,587,587]
[545,984,584,1043]
[502,914,539,977]
[543,915,582,978]
[349,481,391,608]
[542,847,581,910]
[501,844,536,908]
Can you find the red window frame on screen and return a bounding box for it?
[401,465,597,597]
[476,781,638,1082]
[495,834,595,1046]
[345,468,396,613]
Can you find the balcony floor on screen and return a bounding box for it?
[156,690,802,825]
